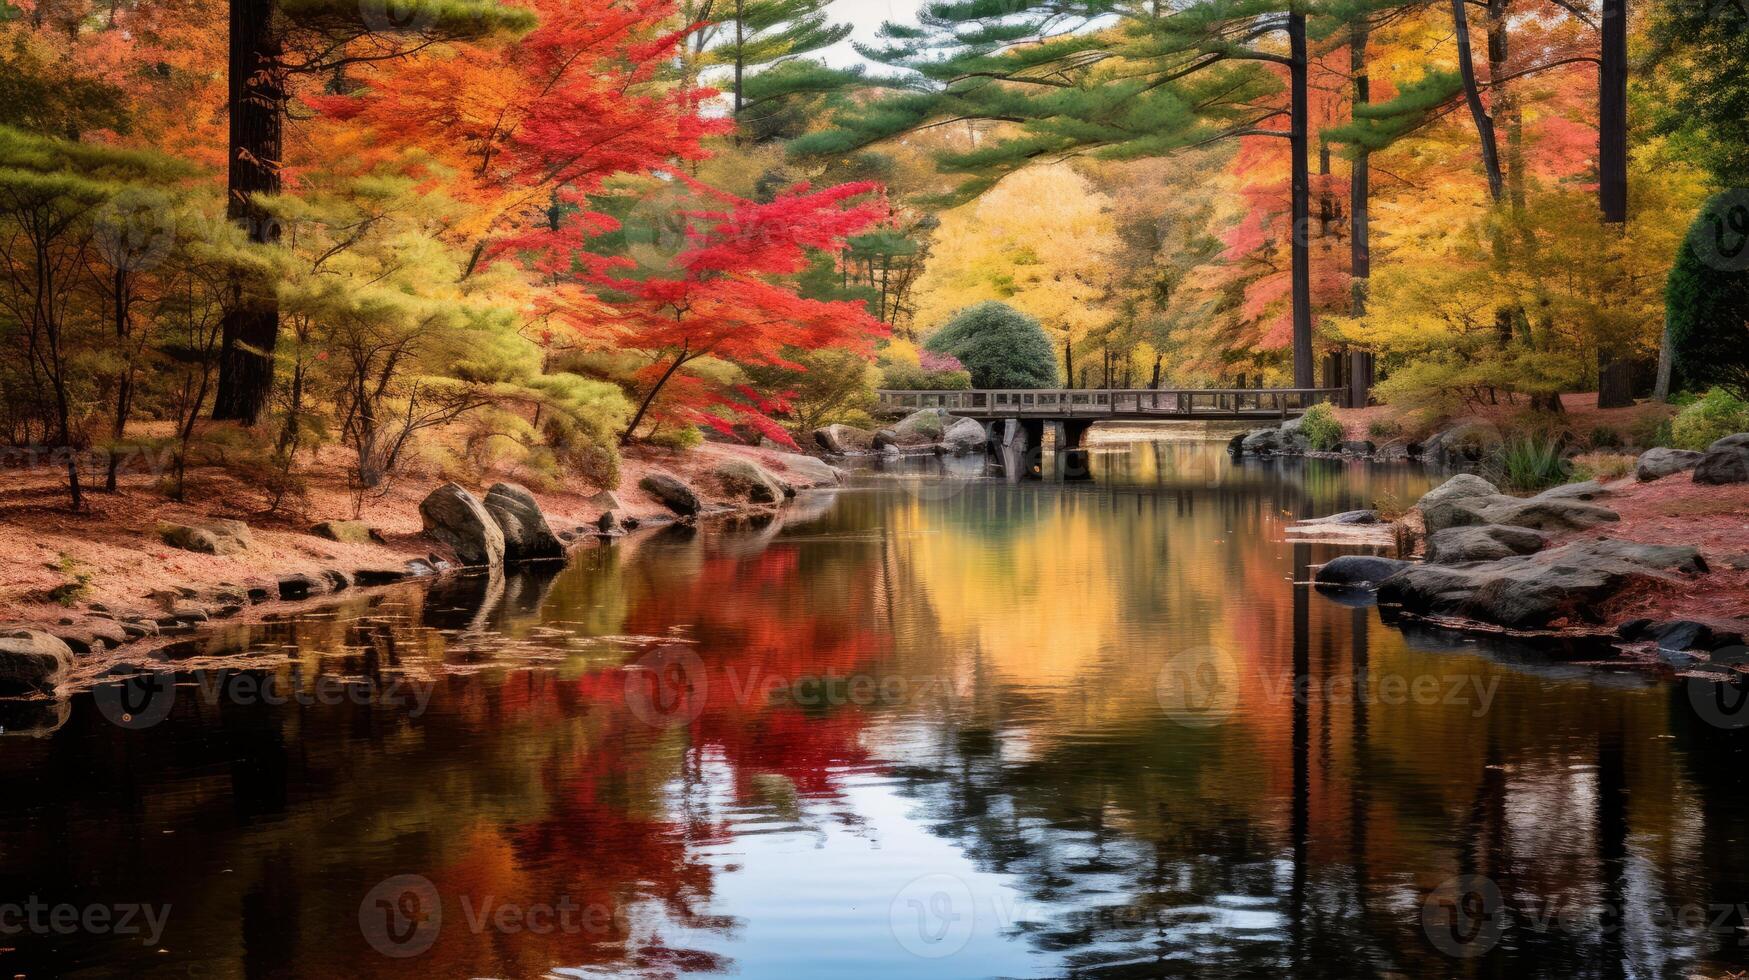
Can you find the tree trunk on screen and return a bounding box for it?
[106,267,132,492]
[1349,21,1370,317]
[213,0,284,424]
[1652,318,1674,401]
[1452,0,1505,202]
[732,0,745,117]
[1599,0,1628,223]
[1289,8,1314,389]
[1064,335,1074,388]
[1596,349,1635,408]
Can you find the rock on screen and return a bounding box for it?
[714,459,786,504]
[1378,538,1707,630]
[942,417,990,455]
[1635,447,1705,482]
[353,568,409,586]
[893,408,951,441]
[1723,553,1749,571]
[1709,433,1749,452]
[1417,473,1500,510]
[1314,555,1411,588]
[586,489,623,511]
[1418,422,1501,467]
[47,618,130,654]
[156,519,252,556]
[419,482,506,566]
[596,511,624,535]
[0,631,74,695]
[1644,619,1746,653]
[767,452,841,489]
[1534,480,1609,501]
[310,520,375,544]
[277,573,327,601]
[639,472,702,516]
[814,424,876,455]
[1425,524,1550,564]
[1240,428,1280,454]
[1340,440,1376,456]
[322,569,353,592]
[169,601,209,623]
[0,697,70,737]
[1470,497,1619,532]
[1302,509,1380,526]
[1226,432,1248,455]
[1693,448,1749,485]
[405,559,442,578]
[482,482,564,561]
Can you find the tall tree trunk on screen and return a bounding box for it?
[1452,0,1505,202]
[732,0,745,117]
[1599,0,1628,223]
[1064,335,1074,388]
[1349,21,1370,317]
[1652,317,1674,401]
[213,0,285,424]
[106,267,132,492]
[1289,8,1314,389]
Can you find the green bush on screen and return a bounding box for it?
[1299,402,1344,451]
[924,301,1058,388]
[1367,417,1403,440]
[1667,192,1749,399]
[881,364,972,390]
[1489,435,1572,493]
[1669,387,1749,449]
[1587,425,1624,450]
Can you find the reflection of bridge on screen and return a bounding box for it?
[875,387,1345,422]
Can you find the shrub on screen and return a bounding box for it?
[924,301,1058,388]
[1367,417,1403,440]
[1586,425,1624,450]
[1298,402,1344,451]
[1669,387,1749,449]
[1571,452,1637,482]
[1667,192,1749,399]
[1488,435,1572,493]
[881,364,973,391]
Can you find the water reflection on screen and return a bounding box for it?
[2,440,1747,979]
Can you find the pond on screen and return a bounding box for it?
[4,438,1749,979]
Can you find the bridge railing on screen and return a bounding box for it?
[875,387,1346,417]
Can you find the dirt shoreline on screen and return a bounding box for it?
[0,441,844,670]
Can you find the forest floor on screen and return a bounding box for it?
[1335,391,1675,444]
[0,438,831,627]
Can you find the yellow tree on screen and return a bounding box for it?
[910,163,1122,387]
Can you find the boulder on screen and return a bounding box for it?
[639,472,701,516]
[1240,428,1280,454]
[353,568,410,586]
[1635,447,1704,482]
[310,520,375,544]
[1226,432,1248,455]
[156,519,252,556]
[1314,555,1411,588]
[596,511,624,535]
[586,489,623,511]
[767,452,841,489]
[46,618,130,654]
[1425,524,1551,564]
[1470,496,1619,532]
[714,459,786,504]
[814,424,876,455]
[1417,422,1501,467]
[1302,509,1380,526]
[482,482,564,561]
[1377,538,1706,630]
[0,630,74,695]
[419,482,506,566]
[1709,433,1749,452]
[1643,619,1746,653]
[1417,473,1500,511]
[1693,447,1749,485]
[942,417,990,455]
[1533,480,1609,502]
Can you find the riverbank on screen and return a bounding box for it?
[0,440,841,680]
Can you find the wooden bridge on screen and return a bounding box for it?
[875,387,1345,422]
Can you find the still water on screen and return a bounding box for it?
[5,439,1749,979]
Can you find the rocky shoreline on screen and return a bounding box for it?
[1306,459,1749,672]
[0,452,843,699]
